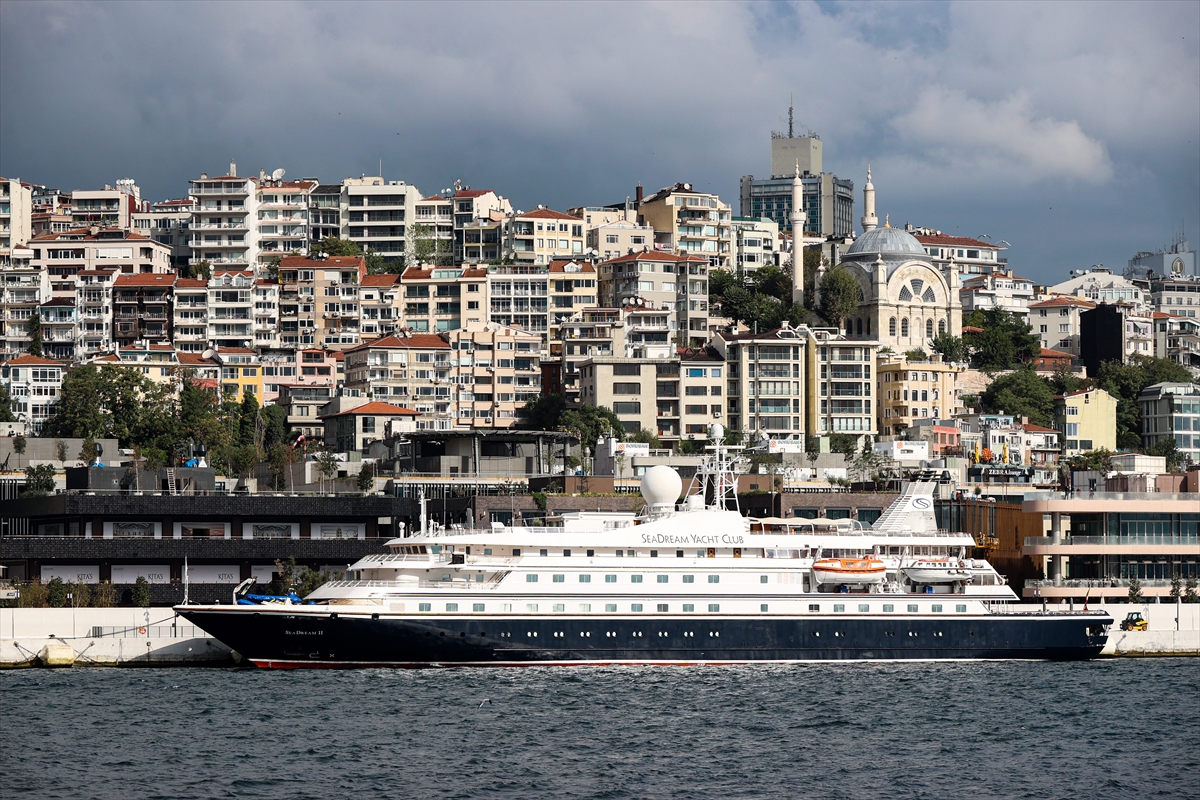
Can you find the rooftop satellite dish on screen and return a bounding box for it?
[202,349,215,360]
[272,168,286,181]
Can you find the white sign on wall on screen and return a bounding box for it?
[186,565,241,584]
[251,565,277,585]
[111,564,171,584]
[40,565,100,584]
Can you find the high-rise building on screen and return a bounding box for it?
[188,164,259,272]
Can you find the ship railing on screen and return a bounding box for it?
[1024,534,1198,547]
[322,578,507,591]
[90,625,209,639]
[751,528,962,538]
[1025,578,1179,589]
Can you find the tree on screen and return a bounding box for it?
[190,260,212,280]
[314,237,363,257]
[238,391,261,448]
[407,223,452,266]
[851,447,889,487]
[23,464,57,496]
[1170,573,1183,601]
[1095,356,1194,450]
[628,429,662,449]
[1144,436,1185,474]
[0,382,14,422]
[805,433,821,477]
[363,247,389,275]
[227,444,259,480]
[12,435,26,470]
[979,367,1056,427]
[26,312,43,357]
[560,405,625,451]
[78,435,97,467]
[315,448,340,493]
[260,403,289,450]
[54,439,68,466]
[930,333,968,364]
[962,309,1040,371]
[829,433,857,458]
[521,394,567,432]
[905,349,928,362]
[357,462,375,493]
[1127,575,1144,604]
[817,267,861,329]
[1068,448,1115,474]
[1186,576,1198,604]
[47,577,66,608]
[265,255,282,282]
[132,576,151,607]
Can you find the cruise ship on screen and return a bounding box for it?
[177,435,1112,667]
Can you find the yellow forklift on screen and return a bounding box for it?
[1120,611,1148,631]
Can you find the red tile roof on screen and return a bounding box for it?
[347,333,450,352]
[278,255,365,269]
[1023,423,1059,433]
[175,278,208,288]
[4,354,66,366]
[40,297,75,307]
[913,234,1000,249]
[319,401,421,419]
[178,353,216,366]
[1039,347,1075,359]
[548,260,596,273]
[519,208,579,221]
[361,274,400,287]
[453,189,495,199]
[602,251,704,264]
[1029,296,1095,309]
[114,274,176,287]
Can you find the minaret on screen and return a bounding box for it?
[861,164,878,232]
[791,160,807,304]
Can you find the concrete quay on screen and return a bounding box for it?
[0,607,235,667]
[1085,603,1200,656]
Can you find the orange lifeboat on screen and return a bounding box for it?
[812,557,887,586]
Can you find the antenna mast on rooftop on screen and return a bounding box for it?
[788,94,793,139]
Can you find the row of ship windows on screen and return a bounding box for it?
[414,602,971,613]
[528,573,723,584]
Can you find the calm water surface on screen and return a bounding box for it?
[2,659,1197,800]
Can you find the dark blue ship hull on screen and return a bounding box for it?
[178,607,1112,667]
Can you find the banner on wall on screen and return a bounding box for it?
[40,565,100,583]
[186,565,241,584]
[111,564,171,584]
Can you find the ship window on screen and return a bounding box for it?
[512,549,520,556]
[483,548,492,555]
[631,604,643,612]
[708,604,720,612]
[419,603,431,612]
[540,549,548,557]
[657,604,669,612]
[473,603,485,612]
[760,604,769,612]
[553,604,565,612]
[605,604,617,612]
[553,574,565,583]
[683,604,695,612]
[883,604,894,612]
[442,574,451,581]
[605,575,617,583]
[502,604,512,612]
[579,574,591,583]
[760,575,768,584]
[697,550,705,558]
[631,575,643,583]
[834,604,845,612]
[627,550,635,557]
[587,550,595,557]
[683,575,695,583]
[706,548,716,558]
[431,545,442,553]
[650,550,658,557]
[615,550,622,557]
[908,604,918,612]
[932,604,943,613]
[563,549,571,557]
[707,575,719,584]
[579,604,591,612]
[446,603,458,612]
[526,574,538,582]
[808,604,819,612]
[527,604,538,612]
[676,550,684,558]
[956,604,967,613]
[858,604,869,612]
[657,575,668,583]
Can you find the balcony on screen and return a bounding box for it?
[191,221,249,231]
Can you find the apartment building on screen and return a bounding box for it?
[75,269,118,359]
[1138,381,1200,465]
[343,332,454,429]
[344,177,422,266]
[732,217,780,272]
[205,269,254,350]
[276,254,366,351]
[403,264,488,334]
[31,213,74,238]
[677,348,728,439]
[112,273,174,348]
[1050,268,1147,312]
[170,278,208,353]
[713,325,807,442]
[547,260,598,341]
[188,165,259,271]
[132,198,194,270]
[256,178,314,266]
[910,230,1007,277]
[1149,274,1200,319]
[252,279,280,350]
[321,399,420,454]
[452,189,512,263]
[1054,387,1118,456]
[277,384,336,442]
[260,349,337,404]
[29,228,173,281]
[486,264,548,340]
[1,354,66,433]
[308,184,344,245]
[412,195,455,265]
[71,179,147,231]
[578,356,678,438]
[446,321,542,430]
[503,208,585,265]
[1153,313,1200,374]
[960,269,1036,318]
[97,342,180,388]
[38,298,77,361]
[0,253,43,358]
[1022,423,1062,485]
[598,251,708,346]
[459,212,503,263]
[558,308,622,407]
[177,351,220,391]
[359,274,402,342]
[214,347,263,399]
[877,354,968,438]
[1029,295,1095,356]
[587,218,655,263]
[1,177,33,261]
[637,183,732,268]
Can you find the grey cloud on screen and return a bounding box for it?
[1,0,1196,283]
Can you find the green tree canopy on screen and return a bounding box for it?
[930,333,968,364]
[962,309,1040,371]
[979,367,1056,427]
[817,267,861,329]
[1095,355,1194,449]
[561,405,625,449]
[26,313,43,357]
[314,237,363,257]
[521,394,568,432]
[0,382,15,422]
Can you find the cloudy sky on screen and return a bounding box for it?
[2,0,1196,283]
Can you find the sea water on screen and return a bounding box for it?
[2,659,1197,799]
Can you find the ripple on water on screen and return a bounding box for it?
[1,660,1198,800]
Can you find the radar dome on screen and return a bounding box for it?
[640,465,683,508]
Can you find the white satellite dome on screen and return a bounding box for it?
[640,465,683,509]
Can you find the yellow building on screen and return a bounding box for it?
[877,354,969,438]
[1054,387,1117,456]
[214,347,263,400]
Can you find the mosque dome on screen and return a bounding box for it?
[845,225,928,258]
